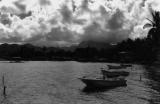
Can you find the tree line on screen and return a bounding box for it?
[0,38,156,64]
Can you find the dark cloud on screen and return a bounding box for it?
[99,6,107,16]
[81,8,131,44]
[81,0,89,10]
[0,33,23,43]
[17,11,32,19]
[73,19,86,25]
[48,18,57,25]
[1,18,11,25]
[39,0,51,6]
[24,26,78,47]
[39,22,48,31]
[60,5,72,23]
[72,0,76,12]
[81,21,130,43]
[0,6,17,14]
[0,14,12,25]
[59,4,86,25]
[13,0,32,19]
[127,2,134,12]
[24,34,44,43]
[82,22,107,42]
[30,40,72,47]
[107,9,124,30]
[45,27,76,43]
[141,0,147,7]
[14,0,26,13]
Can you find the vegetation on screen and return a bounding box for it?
[143,10,160,46]
[0,39,155,64]
[143,10,160,62]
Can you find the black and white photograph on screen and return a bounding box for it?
[0,0,159,104]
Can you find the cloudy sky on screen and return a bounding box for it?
[0,0,158,46]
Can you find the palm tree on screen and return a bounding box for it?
[143,10,160,45]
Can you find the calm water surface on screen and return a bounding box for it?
[0,61,158,104]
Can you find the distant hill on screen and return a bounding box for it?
[60,41,115,51]
[77,41,114,50]
[60,45,77,52]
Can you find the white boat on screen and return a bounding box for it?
[120,64,132,67]
[79,77,127,88]
[108,65,125,69]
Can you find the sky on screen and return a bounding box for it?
[0,0,159,46]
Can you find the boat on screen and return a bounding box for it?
[9,60,24,63]
[9,57,23,63]
[108,65,125,69]
[79,77,127,88]
[101,70,129,78]
[120,64,132,67]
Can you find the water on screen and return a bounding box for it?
[0,61,158,104]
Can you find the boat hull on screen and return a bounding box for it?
[120,64,132,67]
[108,65,125,69]
[80,78,127,88]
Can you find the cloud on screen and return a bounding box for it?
[0,0,158,46]
[107,9,124,30]
[39,0,51,6]
[0,13,12,25]
[45,27,78,43]
[14,0,26,13]
[17,11,32,19]
[81,18,131,43]
[60,5,73,23]
[81,0,89,10]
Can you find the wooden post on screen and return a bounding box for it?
[3,86,6,98]
[2,75,4,86]
[2,75,6,98]
[140,74,142,81]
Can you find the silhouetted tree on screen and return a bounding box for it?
[143,10,160,46]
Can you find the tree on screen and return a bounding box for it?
[143,10,160,45]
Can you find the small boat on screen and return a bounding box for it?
[101,70,129,78]
[9,60,24,63]
[9,57,23,63]
[108,65,125,69]
[120,64,132,67]
[79,77,127,88]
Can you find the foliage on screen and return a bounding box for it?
[143,10,160,45]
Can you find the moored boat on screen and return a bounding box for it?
[108,65,125,69]
[9,57,23,63]
[120,64,132,67]
[101,70,129,78]
[79,77,127,88]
